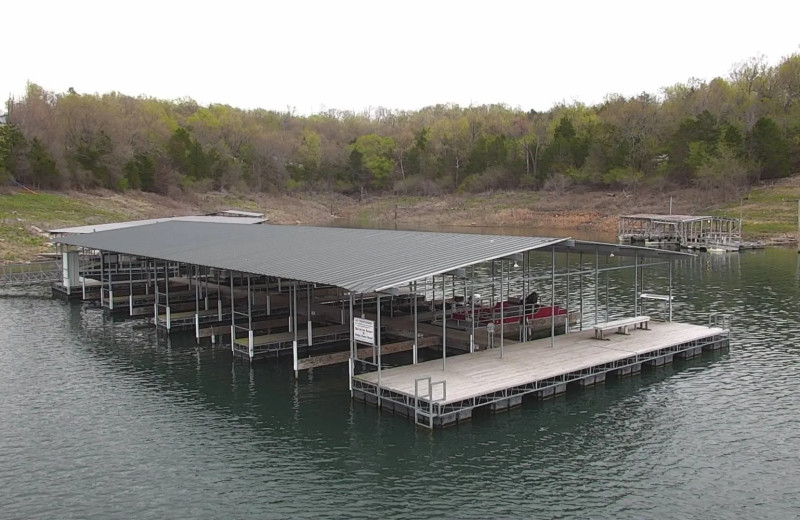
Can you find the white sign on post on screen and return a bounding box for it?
[353,317,375,345]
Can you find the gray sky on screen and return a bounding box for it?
[3,0,799,115]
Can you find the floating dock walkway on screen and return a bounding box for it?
[353,320,729,428]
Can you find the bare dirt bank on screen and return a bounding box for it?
[3,180,800,262]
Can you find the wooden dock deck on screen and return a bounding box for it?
[352,320,729,428]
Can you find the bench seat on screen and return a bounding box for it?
[593,315,650,340]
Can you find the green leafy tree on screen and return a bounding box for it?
[71,130,113,188]
[0,124,26,183]
[539,117,589,185]
[27,137,61,188]
[349,134,395,192]
[665,110,720,182]
[124,153,156,192]
[747,117,790,180]
[694,145,751,193]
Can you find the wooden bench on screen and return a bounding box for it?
[593,316,650,340]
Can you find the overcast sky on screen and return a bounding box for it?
[3,0,799,115]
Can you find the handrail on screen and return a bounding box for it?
[0,260,62,285]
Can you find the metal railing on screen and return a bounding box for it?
[709,313,732,330]
[0,260,61,286]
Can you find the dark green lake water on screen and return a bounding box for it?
[2,247,799,519]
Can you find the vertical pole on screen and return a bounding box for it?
[551,246,555,348]
[579,253,583,332]
[349,292,355,393]
[491,261,496,311]
[432,275,436,313]
[441,274,447,371]
[154,259,159,326]
[470,269,475,352]
[634,253,639,316]
[500,259,504,359]
[128,255,133,316]
[377,293,382,407]
[204,266,209,310]
[594,249,599,325]
[100,251,105,309]
[668,259,673,322]
[107,253,114,311]
[413,281,419,364]
[230,272,235,354]
[216,270,222,321]
[247,276,252,330]
[565,252,570,335]
[522,253,528,343]
[307,284,312,346]
[293,282,298,378]
[194,265,200,342]
[605,268,609,322]
[165,260,170,328]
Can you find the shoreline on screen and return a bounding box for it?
[2,184,799,263]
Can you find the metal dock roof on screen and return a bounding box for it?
[52,222,688,294]
[49,216,267,235]
[620,214,713,223]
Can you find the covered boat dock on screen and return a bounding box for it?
[618,214,749,251]
[52,222,729,428]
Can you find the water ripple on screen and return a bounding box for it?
[2,250,800,518]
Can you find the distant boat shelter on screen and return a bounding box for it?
[618,214,742,251]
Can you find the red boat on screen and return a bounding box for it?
[451,300,569,327]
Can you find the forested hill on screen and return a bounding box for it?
[1,54,798,198]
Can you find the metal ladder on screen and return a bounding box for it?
[414,376,447,429]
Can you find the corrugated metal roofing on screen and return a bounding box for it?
[621,214,712,223]
[48,216,267,235]
[53,221,567,293]
[52,222,690,293]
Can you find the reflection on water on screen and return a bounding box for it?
[1,247,800,518]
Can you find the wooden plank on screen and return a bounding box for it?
[296,336,440,370]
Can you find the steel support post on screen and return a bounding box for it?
[293,281,299,377]
[634,253,639,316]
[348,292,355,393]
[565,252,570,335]
[377,293,382,407]
[413,281,419,364]
[594,249,599,325]
[551,246,556,348]
[500,259,504,358]
[669,259,673,322]
[441,274,447,371]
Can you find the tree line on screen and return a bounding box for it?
[1,53,799,198]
